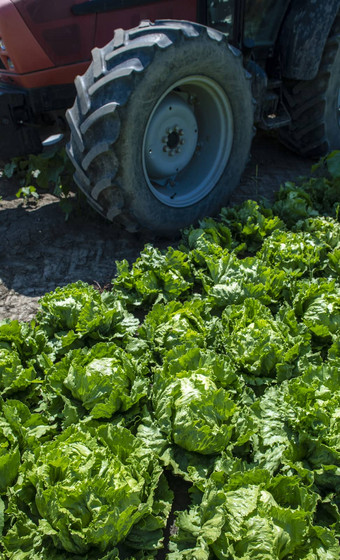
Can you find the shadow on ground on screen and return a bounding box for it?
[0,132,314,321]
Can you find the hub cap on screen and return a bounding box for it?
[142,76,233,208]
[145,94,198,179]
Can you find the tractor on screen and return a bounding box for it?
[0,0,339,234]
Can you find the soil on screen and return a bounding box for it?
[0,131,314,323]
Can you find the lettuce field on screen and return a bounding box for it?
[0,152,339,559]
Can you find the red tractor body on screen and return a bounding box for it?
[0,0,198,159]
[0,0,197,89]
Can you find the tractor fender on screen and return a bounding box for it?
[279,0,340,80]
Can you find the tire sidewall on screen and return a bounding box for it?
[325,38,340,149]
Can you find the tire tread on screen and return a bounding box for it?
[280,14,340,156]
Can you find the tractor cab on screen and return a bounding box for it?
[207,0,290,48]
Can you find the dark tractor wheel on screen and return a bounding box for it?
[279,14,340,157]
[66,20,254,235]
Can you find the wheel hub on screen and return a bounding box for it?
[166,130,181,150]
[144,93,198,179]
[142,76,233,208]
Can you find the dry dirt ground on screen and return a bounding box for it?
[0,132,314,323]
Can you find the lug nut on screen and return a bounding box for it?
[180,139,185,145]
[162,136,168,143]
[175,147,181,154]
[179,129,184,136]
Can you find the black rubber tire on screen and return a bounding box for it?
[279,14,340,157]
[66,20,254,235]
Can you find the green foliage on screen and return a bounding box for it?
[3,147,74,218]
[15,185,39,202]
[0,152,340,558]
[272,150,340,227]
[113,245,194,309]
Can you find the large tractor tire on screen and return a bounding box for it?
[279,14,340,157]
[66,20,253,235]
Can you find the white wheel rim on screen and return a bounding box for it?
[142,76,233,208]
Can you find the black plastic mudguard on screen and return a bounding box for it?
[0,85,41,160]
[279,0,340,81]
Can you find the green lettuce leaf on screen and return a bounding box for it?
[219,299,311,383]
[258,230,327,278]
[140,299,216,354]
[47,342,148,420]
[0,414,20,493]
[0,346,37,396]
[153,370,237,455]
[219,199,284,253]
[4,425,166,556]
[170,469,339,560]
[36,281,139,356]
[113,245,193,308]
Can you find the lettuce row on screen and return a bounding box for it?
[0,152,339,558]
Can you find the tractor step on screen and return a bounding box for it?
[260,111,291,130]
[42,133,64,148]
